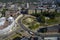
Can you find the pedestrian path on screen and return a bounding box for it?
[15,14,23,23]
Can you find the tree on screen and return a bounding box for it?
[38,15,45,23]
[25,9,28,14]
[49,12,56,19]
[58,28,60,33]
[57,3,60,6]
[55,8,57,13]
[40,15,45,23]
[31,12,41,17]
[1,8,8,17]
[47,7,50,12]
[41,9,43,13]
[35,9,37,14]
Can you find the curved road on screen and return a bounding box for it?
[18,15,43,37]
[17,14,60,37]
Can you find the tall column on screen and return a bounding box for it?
[27,3,29,9]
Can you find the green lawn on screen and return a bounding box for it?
[46,19,58,25]
[22,17,40,30]
[29,23,40,30]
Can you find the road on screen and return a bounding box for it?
[17,14,60,37]
[18,15,43,37]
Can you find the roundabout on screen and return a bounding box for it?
[17,14,60,37]
[17,14,42,36]
[22,15,40,31]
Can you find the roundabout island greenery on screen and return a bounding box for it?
[22,16,40,30]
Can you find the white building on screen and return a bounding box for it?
[8,16,14,23]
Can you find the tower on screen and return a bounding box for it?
[27,3,29,8]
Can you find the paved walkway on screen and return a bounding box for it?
[15,14,23,23]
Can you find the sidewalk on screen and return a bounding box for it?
[15,14,23,23]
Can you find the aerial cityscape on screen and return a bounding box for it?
[0,0,60,40]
